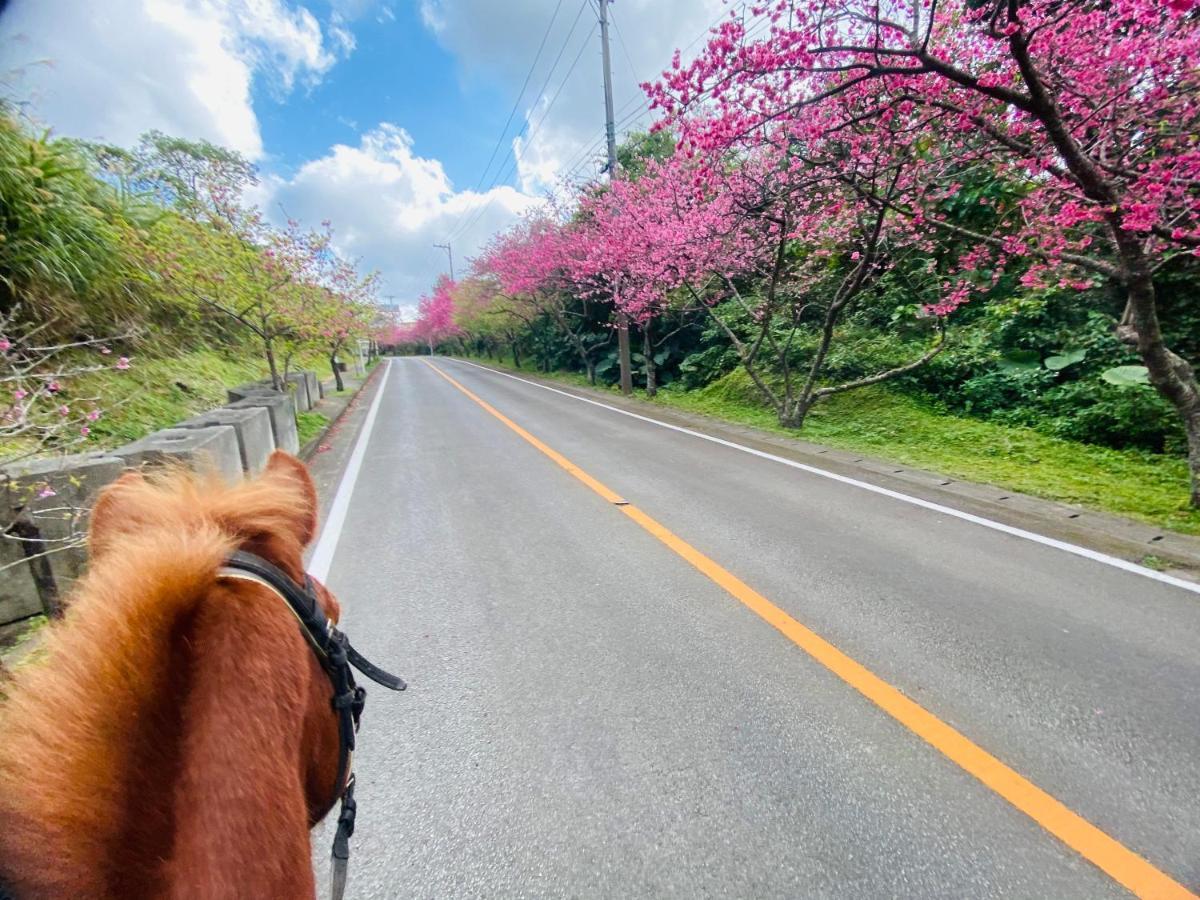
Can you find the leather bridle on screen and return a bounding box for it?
[217,550,405,900]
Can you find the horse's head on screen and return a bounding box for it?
[89,453,352,806]
[0,448,400,900]
[87,449,352,815]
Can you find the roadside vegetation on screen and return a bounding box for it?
[392,0,1200,532]
[0,104,385,474]
[464,356,1200,536]
[296,410,330,448]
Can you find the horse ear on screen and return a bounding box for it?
[263,451,318,547]
[89,470,148,558]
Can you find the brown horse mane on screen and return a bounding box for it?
[0,454,340,899]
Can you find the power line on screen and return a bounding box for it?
[557,4,757,186]
[461,0,568,205]
[445,0,591,245]
[555,85,647,180]
[559,98,650,183]
[608,8,642,87]
[450,3,770,254]
[446,19,599,245]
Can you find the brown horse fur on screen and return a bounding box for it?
[0,451,345,899]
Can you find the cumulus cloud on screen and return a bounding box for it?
[418,0,728,193]
[0,0,740,304]
[0,0,346,159]
[262,124,541,310]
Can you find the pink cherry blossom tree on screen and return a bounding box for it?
[1,311,132,574]
[410,275,462,355]
[576,133,947,423]
[474,215,613,383]
[651,0,1200,500]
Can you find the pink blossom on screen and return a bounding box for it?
[58,404,70,416]
[116,357,131,370]
[79,426,91,437]
[37,485,56,499]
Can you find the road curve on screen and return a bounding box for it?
[312,357,1200,899]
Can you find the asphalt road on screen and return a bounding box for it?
[311,357,1199,899]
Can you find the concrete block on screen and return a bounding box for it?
[1,453,125,609]
[302,371,320,404]
[285,373,312,411]
[0,537,43,624]
[181,406,274,474]
[114,425,243,484]
[227,380,273,404]
[227,393,300,455]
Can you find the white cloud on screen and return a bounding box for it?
[262,124,541,307]
[329,24,357,57]
[0,0,741,306]
[0,0,346,159]
[418,0,728,193]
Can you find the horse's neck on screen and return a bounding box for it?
[160,579,324,897]
[0,548,325,899]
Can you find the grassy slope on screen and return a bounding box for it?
[464,357,1199,536]
[71,348,269,449]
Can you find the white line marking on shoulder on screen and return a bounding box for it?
[308,360,392,583]
[451,358,1200,596]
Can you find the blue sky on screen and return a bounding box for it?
[255,2,509,186]
[0,0,727,310]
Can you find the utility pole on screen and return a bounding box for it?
[598,0,633,396]
[434,242,455,281]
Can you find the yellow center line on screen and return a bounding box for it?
[423,359,1195,900]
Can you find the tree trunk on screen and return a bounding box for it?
[642,325,657,398]
[1005,36,1200,507]
[1186,412,1200,508]
[1114,247,1200,506]
[265,339,282,391]
[780,397,813,430]
[585,359,596,385]
[330,353,344,392]
[511,341,521,369]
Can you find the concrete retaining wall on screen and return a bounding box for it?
[228,392,300,455]
[0,371,320,624]
[0,453,126,620]
[181,406,274,474]
[114,425,244,484]
[285,373,313,411]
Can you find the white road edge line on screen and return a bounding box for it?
[308,359,391,583]
[449,358,1200,596]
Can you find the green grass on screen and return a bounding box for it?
[296,410,330,447]
[51,347,332,453]
[0,614,50,694]
[67,348,269,449]
[461,357,1200,536]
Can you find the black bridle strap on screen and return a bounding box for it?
[216,550,404,900]
[219,551,406,691]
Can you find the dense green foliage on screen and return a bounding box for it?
[459,276,1192,455]
[0,105,377,462]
